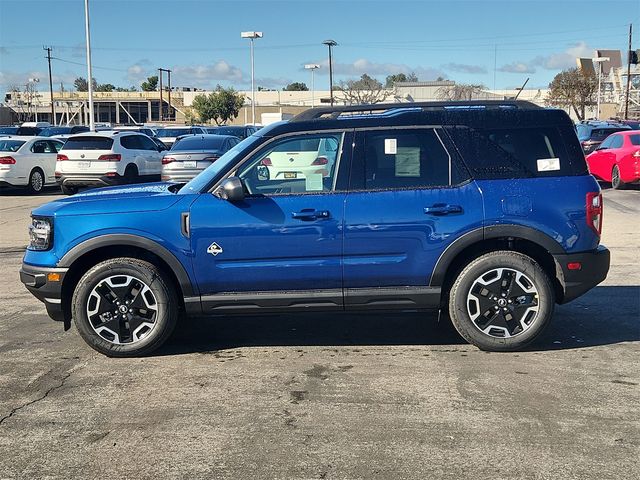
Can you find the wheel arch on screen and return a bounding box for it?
[431,225,565,303]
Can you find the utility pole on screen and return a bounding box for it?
[44,46,55,124]
[158,68,163,122]
[624,23,633,120]
[159,68,172,121]
[323,40,337,106]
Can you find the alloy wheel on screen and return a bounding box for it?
[31,170,43,192]
[466,267,540,338]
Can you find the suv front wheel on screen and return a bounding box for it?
[72,258,178,357]
[449,251,554,351]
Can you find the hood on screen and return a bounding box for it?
[32,182,184,217]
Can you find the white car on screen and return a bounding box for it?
[0,136,64,193]
[259,136,339,181]
[55,131,164,195]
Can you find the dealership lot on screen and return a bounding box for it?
[0,186,638,479]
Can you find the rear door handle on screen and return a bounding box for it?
[424,204,463,216]
[291,209,331,221]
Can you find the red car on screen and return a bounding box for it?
[586,131,640,189]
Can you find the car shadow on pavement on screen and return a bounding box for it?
[154,285,639,356]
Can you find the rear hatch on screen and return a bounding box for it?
[162,151,220,170]
[57,136,117,174]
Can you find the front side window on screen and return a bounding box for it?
[120,135,143,150]
[361,129,452,190]
[237,132,344,196]
[598,136,614,150]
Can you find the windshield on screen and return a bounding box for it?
[157,128,192,137]
[0,139,25,152]
[179,134,263,194]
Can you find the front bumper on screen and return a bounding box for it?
[20,263,69,322]
[56,172,124,188]
[554,245,610,304]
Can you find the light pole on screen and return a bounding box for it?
[241,31,263,125]
[27,78,40,121]
[84,0,95,130]
[323,40,337,106]
[592,56,610,120]
[304,64,320,107]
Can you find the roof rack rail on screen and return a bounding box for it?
[291,100,542,122]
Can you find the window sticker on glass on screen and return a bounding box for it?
[536,158,560,172]
[384,138,397,155]
[395,147,421,177]
[305,173,324,191]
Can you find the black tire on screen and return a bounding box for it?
[611,165,625,190]
[72,257,178,357]
[27,168,45,194]
[448,251,555,352]
[61,184,78,195]
[123,164,139,184]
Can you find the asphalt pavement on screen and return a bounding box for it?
[0,185,638,480]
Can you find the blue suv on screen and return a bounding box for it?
[20,101,610,356]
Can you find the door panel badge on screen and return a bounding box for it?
[207,242,223,256]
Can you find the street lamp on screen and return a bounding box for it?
[304,64,320,107]
[241,31,263,125]
[84,0,95,130]
[592,56,610,120]
[27,78,40,121]
[322,40,337,106]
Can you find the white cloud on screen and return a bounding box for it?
[0,70,76,90]
[499,42,594,74]
[171,60,244,87]
[126,59,152,84]
[306,58,445,80]
[442,63,488,74]
[498,62,536,74]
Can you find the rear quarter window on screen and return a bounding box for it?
[629,134,640,146]
[447,126,586,179]
[61,136,114,150]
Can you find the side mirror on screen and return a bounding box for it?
[218,177,245,202]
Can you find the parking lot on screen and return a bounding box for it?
[0,186,638,479]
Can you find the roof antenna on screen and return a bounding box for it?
[514,78,530,100]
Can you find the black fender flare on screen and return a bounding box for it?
[58,234,195,296]
[429,225,564,287]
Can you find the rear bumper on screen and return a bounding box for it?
[20,263,69,321]
[554,245,610,304]
[161,168,206,183]
[56,172,123,188]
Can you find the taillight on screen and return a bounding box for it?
[586,192,603,235]
[98,154,121,161]
[202,155,220,162]
[56,154,68,161]
[162,157,175,165]
[633,150,640,158]
[0,156,16,164]
[260,157,272,166]
[311,156,328,165]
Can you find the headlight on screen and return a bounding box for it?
[28,217,53,251]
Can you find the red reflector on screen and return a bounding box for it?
[311,156,328,166]
[162,157,175,165]
[260,157,272,166]
[56,154,68,161]
[105,172,118,177]
[98,154,121,161]
[0,156,16,164]
[633,150,640,158]
[567,262,582,271]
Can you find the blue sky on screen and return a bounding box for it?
[1,0,639,93]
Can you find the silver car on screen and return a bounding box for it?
[161,134,240,182]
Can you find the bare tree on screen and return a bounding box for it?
[336,74,394,105]
[546,68,597,120]
[437,83,486,101]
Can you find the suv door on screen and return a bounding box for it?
[189,131,352,313]
[343,127,483,309]
[137,134,162,175]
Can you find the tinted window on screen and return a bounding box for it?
[590,128,625,141]
[361,129,452,189]
[449,126,579,179]
[138,135,158,150]
[120,135,143,149]
[31,140,56,153]
[70,126,90,134]
[172,136,226,151]
[48,140,64,152]
[61,136,114,150]
[157,128,192,138]
[0,139,25,152]
[629,134,640,146]
[210,126,244,137]
[39,127,71,137]
[610,135,624,149]
[16,127,42,136]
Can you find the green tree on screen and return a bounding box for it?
[96,83,116,92]
[191,86,245,125]
[141,75,158,92]
[73,77,98,92]
[283,82,309,91]
[384,72,418,88]
[546,68,597,120]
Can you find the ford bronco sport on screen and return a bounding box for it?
[20,101,610,356]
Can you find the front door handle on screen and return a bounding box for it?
[424,204,463,216]
[291,209,331,221]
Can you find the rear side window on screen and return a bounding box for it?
[610,136,624,149]
[358,129,460,190]
[629,134,640,146]
[61,136,114,150]
[448,126,584,179]
[120,135,143,150]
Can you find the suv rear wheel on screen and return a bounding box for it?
[123,164,139,184]
[449,251,554,351]
[72,258,178,357]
